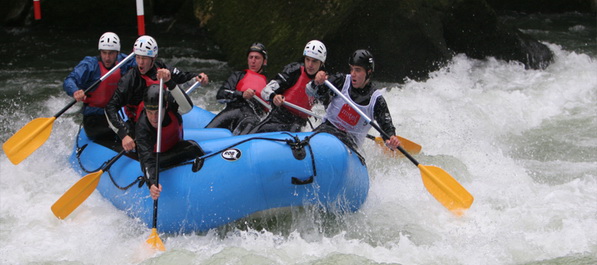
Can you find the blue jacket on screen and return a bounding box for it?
[63,53,135,116]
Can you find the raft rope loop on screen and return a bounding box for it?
[191,133,320,185]
[74,124,102,173]
[74,125,142,190]
[286,132,318,185]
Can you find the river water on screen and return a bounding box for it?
[1,12,595,265]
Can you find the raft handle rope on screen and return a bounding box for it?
[74,125,142,190]
[74,124,104,173]
[105,171,143,190]
[190,135,296,172]
[75,129,332,189]
[288,134,307,160]
[284,132,318,185]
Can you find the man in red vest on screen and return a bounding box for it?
[136,84,204,200]
[250,40,327,133]
[105,35,209,152]
[206,43,269,135]
[63,32,135,141]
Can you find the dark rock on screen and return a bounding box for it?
[443,0,554,70]
[486,0,596,14]
[194,0,554,82]
[323,1,453,81]
[0,0,30,26]
[1,0,560,82]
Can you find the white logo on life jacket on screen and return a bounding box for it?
[221,149,241,161]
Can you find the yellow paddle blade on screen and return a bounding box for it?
[374,136,422,157]
[3,117,56,165]
[146,228,166,251]
[51,170,103,219]
[418,165,474,215]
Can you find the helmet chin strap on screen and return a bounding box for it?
[257,62,266,74]
[365,69,373,81]
[149,58,156,70]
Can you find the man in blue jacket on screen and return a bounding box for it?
[63,32,135,141]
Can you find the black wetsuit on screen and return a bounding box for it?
[205,70,267,135]
[105,61,197,141]
[309,73,396,150]
[135,95,203,188]
[250,62,314,133]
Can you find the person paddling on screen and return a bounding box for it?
[306,49,401,150]
[250,40,327,133]
[136,84,204,200]
[205,43,269,135]
[63,32,136,141]
[105,35,209,152]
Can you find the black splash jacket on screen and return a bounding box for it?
[106,60,196,140]
[308,73,397,140]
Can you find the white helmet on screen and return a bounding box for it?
[134,35,158,58]
[303,40,327,63]
[98,32,120,51]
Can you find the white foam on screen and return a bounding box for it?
[1,43,596,264]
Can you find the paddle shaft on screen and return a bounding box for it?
[151,169,160,227]
[145,79,167,251]
[252,95,272,111]
[283,101,420,151]
[184,74,205,94]
[283,101,320,119]
[185,81,200,94]
[104,150,127,170]
[323,81,419,165]
[370,118,419,165]
[151,78,165,229]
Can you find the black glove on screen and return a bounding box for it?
[166,79,177,90]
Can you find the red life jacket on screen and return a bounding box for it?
[154,110,183,152]
[237,69,268,111]
[282,66,314,119]
[124,71,160,122]
[83,62,121,108]
[237,69,267,95]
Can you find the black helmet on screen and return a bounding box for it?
[349,49,374,72]
[144,84,166,110]
[247,42,268,60]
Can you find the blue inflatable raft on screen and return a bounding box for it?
[69,106,369,233]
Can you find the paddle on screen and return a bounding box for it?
[185,81,201,94]
[146,78,165,251]
[184,73,206,94]
[324,80,473,214]
[51,150,126,219]
[252,95,272,111]
[51,76,202,220]
[3,52,135,165]
[281,100,422,155]
[367,134,422,156]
